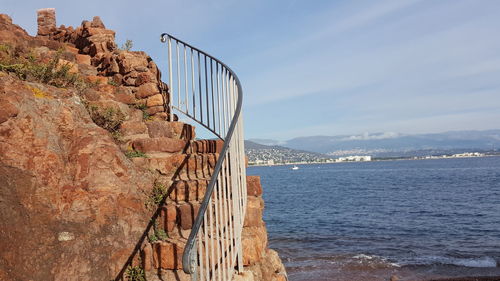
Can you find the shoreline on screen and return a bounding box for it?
[249,154,500,167]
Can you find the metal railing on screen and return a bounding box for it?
[161,33,247,281]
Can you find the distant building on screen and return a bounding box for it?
[336,155,372,162]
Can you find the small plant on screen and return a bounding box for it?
[133,103,152,121]
[125,150,147,158]
[108,79,119,86]
[111,131,124,143]
[0,45,92,91]
[155,228,168,240]
[148,220,168,242]
[87,105,126,132]
[120,39,134,51]
[125,265,145,281]
[145,181,167,209]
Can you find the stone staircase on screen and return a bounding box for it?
[118,117,226,280]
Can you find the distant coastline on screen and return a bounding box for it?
[248,152,500,167]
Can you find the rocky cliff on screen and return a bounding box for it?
[0,10,286,281]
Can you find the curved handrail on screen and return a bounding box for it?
[160,33,246,278]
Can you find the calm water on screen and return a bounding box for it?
[247,157,500,281]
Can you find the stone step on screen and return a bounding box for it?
[132,137,188,154]
[169,179,209,203]
[146,121,195,140]
[185,139,224,154]
[147,153,217,180]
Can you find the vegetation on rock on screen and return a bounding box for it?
[86,104,126,132]
[0,44,89,90]
[124,265,145,281]
[145,181,167,209]
[124,150,148,158]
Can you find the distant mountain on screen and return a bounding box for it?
[244,140,330,164]
[247,138,285,146]
[249,130,500,157]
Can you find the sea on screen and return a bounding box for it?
[247,156,500,281]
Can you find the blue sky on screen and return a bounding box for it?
[3,0,500,140]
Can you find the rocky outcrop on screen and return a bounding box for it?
[0,67,154,280]
[0,11,286,281]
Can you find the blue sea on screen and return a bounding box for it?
[247,156,500,281]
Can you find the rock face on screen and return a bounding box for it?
[0,70,154,281]
[0,11,286,281]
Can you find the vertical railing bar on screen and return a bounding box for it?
[203,212,210,280]
[184,44,189,114]
[221,154,232,280]
[234,78,244,272]
[167,36,173,121]
[216,171,226,281]
[210,60,215,133]
[208,189,216,280]
[213,179,222,281]
[220,156,229,280]
[224,70,230,136]
[216,63,222,137]
[191,49,196,119]
[221,68,226,137]
[204,56,210,129]
[198,52,203,124]
[176,41,181,110]
[198,229,204,281]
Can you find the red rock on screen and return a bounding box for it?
[135,72,155,86]
[90,16,105,28]
[242,225,268,266]
[136,82,159,99]
[152,242,184,269]
[117,51,149,74]
[85,75,107,85]
[37,8,56,36]
[141,244,153,271]
[163,204,177,232]
[145,106,164,115]
[65,45,79,54]
[177,203,200,230]
[0,100,19,123]
[0,73,155,280]
[147,154,188,178]
[114,92,136,105]
[146,94,164,107]
[75,54,91,65]
[146,121,195,140]
[119,121,147,136]
[246,176,263,197]
[132,137,187,153]
[169,180,208,202]
[244,197,264,227]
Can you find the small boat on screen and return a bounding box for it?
[291,165,299,170]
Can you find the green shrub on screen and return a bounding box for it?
[145,182,167,210]
[125,150,147,158]
[0,46,88,89]
[120,39,133,51]
[125,265,145,281]
[87,106,126,132]
[148,220,168,243]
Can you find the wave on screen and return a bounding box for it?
[408,255,498,268]
[325,254,401,270]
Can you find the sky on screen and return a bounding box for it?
[3,0,500,140]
